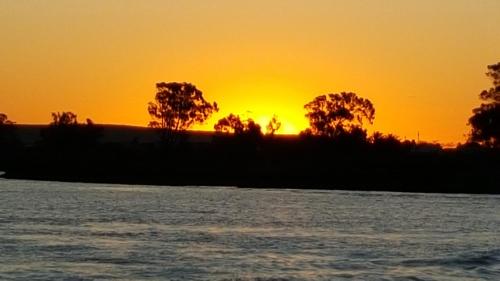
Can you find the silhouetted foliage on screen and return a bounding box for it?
[304,92,375,138]
[214,113,245,134]
[214,114,263,138]
[243,119,263,139]
[332,126,369,148]
[148,82,218,141]
[266,115,281,136]
[371,132,401,149]
[50,112,78,126]
[469,104,500,147]
[469,63,500,147]
[479,62,500,103]
[0,113,14,126]
[214,114,264,147]
[0,113,17,148]
[41,112,101,148]
[457,141,482,151]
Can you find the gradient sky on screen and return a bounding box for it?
[1,0,499,144]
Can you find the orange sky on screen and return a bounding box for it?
[1,0,499,144]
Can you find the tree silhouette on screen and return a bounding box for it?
[214,113,245,134]
[0,113,16,146]
[468,62,500,147]
[214,114,263,138]
[244,119,263,139]
[41,112,101,147]
[266,115,281,135]
[50,112,78,126]
[479,62,500,103]
[0,113,14,126]
[304,92,375,138]
[371,132,401,150]
[148,82,218,140]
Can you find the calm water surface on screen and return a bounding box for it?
[0,179,499,280]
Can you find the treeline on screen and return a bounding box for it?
[1,124,499,193]
[0,62,499,193]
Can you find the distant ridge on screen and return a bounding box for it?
[13,124,298,145]
[14,124,214,145]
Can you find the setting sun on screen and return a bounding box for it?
[193,80,309,134]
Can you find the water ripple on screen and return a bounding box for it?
[0,179,499,280]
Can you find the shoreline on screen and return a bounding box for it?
[2,172,499,195]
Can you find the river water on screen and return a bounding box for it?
[0,179,499,280]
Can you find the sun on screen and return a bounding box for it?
[255,115,299,135]
[255,116,271,131]
[193,79,310,135]
[280,121,298,135]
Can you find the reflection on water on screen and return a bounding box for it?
[0,179,499,280]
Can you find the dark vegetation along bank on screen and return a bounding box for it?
[1,63,500,194]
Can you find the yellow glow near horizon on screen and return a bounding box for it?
[192,80,309,134]
[0,0,499,144]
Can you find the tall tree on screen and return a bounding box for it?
[304,92,375,138]
[148,82,218,139]
[468,62,500,147]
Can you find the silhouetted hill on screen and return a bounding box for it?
[14,124,217,145]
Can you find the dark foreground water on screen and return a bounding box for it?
[0,179,499,280]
